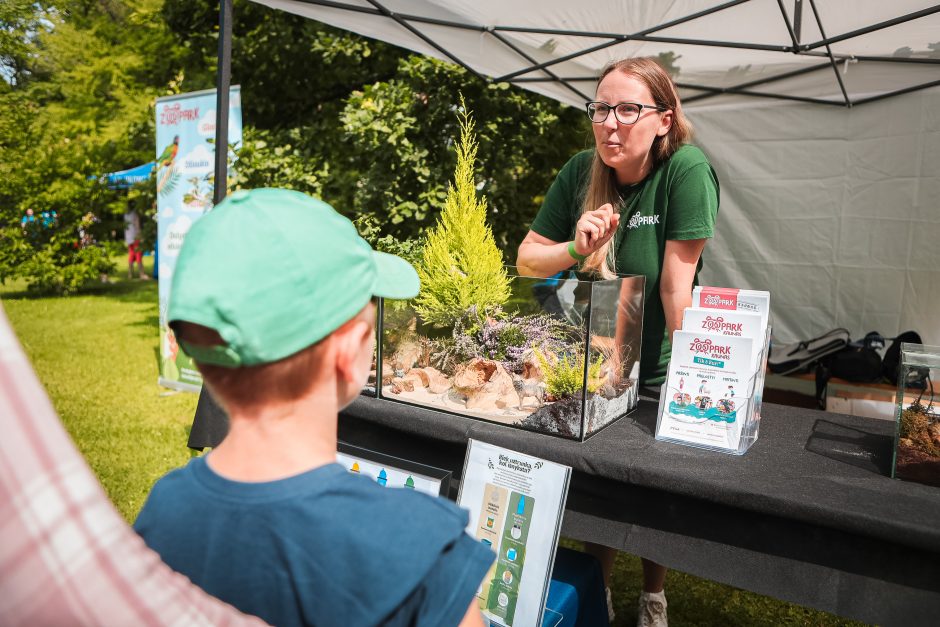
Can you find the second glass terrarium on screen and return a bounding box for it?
[376,267,644,440]
[893,343,940,487]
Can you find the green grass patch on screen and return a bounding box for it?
[1,259,860,626]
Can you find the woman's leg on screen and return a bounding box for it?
[583,542,617,585]
[641,558,667,592]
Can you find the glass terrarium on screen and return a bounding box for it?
[377,267,644,440]
[892,343,940,487]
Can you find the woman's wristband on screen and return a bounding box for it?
[567,241,587,262]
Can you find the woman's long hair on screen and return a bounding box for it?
[581,58,693,279]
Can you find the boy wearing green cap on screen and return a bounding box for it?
[134,189,493,627]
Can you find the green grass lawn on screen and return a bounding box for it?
[0,261,861,626]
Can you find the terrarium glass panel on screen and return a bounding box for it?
[378,267,644,440]
[362,303,380,398]
[892,343,940,487]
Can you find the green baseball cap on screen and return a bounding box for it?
[168,188,419,367]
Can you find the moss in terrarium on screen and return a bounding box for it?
[535,348,604,398]
[899,402,940,457]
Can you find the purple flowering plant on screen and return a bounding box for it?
[433,305,579,374]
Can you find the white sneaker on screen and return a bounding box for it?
[636,590,668,627]
[605,587,615,623]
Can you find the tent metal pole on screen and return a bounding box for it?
[793,0,803,43]
[495,28,793,85]
[213,0,233,205]
[776,0,800,49]
[495,0,751,81]
[852,79,940,106]
[486,30,593,102]
[677,61,831,104]
[800,5,940,51]
[511,77,604,83]
[800,51,940,65]
[681,85,845,106]
[632,35,789,52]
[294,0,484,31]
[720,61,831,90]
[192,0,234,451]
[363,0,484,80]
[807,0,851,107]
[492,0,751,39]
[496,39,623,82]
[512,61,831,94]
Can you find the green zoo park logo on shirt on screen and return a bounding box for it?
[625,211,660,229]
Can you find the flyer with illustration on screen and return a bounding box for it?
[658,331,756,451]
[457,440,570,627]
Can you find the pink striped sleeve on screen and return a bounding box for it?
[0,303,267,626]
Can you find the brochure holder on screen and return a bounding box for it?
[655,325,771,455]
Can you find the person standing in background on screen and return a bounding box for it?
[124,207,149,280]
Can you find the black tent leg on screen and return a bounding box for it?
[188,0,234,450]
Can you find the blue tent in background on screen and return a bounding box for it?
[99,162,155,190]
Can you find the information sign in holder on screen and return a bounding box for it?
[457,439,571,627]
[336,441,451,497]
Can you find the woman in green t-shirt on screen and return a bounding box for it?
[516,57,720,626]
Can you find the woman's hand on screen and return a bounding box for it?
[573,203,620,256]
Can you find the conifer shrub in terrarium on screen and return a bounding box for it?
[379,102,644,440]
[413,100,510,328]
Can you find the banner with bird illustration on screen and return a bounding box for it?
[155,87,242,392]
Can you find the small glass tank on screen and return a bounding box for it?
[892,343,940,487]
[377,267,644,441]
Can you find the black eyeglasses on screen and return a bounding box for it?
[585,101,668,125]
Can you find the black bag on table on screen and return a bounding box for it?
[830,332,886,383]
[882,330,924,387]
[768,328,850,376]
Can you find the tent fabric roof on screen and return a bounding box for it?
[239,1,940,347]
[252,0,940,109]
[100,162,155,190]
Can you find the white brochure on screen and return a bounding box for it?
[658,331,756,451]
[681,307,764,371]
[458,439,571,627]
[692,286,771,333]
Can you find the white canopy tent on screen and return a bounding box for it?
[223,0,940,345]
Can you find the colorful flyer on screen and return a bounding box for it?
[681,307,764,370]
[658,331,756,451]
[458,440,570,627]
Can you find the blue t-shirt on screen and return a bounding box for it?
[134,457,494,627]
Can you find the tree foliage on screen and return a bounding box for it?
[2,0,588,292]
[414,104,510,327]
[0,0,183,292]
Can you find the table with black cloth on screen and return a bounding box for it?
[190,395,940,625]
